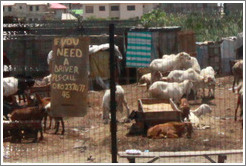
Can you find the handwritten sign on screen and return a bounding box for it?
[51,37,90,117]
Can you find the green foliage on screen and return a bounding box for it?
[140,10,243,42]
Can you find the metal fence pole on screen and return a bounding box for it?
[109,23,118,163]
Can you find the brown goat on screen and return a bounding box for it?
[42,97,65,135]
[147,122,193,139]
[8,94,46,143]
[179,98,190,121]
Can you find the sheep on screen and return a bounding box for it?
[147,122,193,139]
[3,76,35,97]
[149,52,191,74]
[43,101,65,135]
[231,60,243,93]
[102,85,130,124]
[7,94,46,143]
[200,66,216,97]
[162,68,203,100]
[149,80,193,103]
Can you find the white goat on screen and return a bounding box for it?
[3,77,18,97]
[182,56,201,73]
[188,104,212,128]
[102,85,130,123]
[149,52,191,74]
[200,66,216,97]
[149,80,193,103]
[162,54,201,73]
[170,99,212,128]
[164,68,205,100]
[139,71,163,90]
[43,74,52,85]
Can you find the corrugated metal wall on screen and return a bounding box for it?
[177,30,197,57]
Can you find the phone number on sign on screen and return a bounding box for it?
[52,83,86,92]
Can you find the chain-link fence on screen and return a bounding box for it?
[3,18,243,164]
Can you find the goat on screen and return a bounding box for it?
[200,66,216,97]
[169,98,190,121]
[3,76,35,97]
[7,94,46,143]
[231,60,243,93]
[150,52,192,73]
[149,80,193,103]
[147,122,193,139]
[235,82,243,124]
[102,85,130,124]
[139,71,163,90]
[170,99,212,128]
[163,68,205,100]
[43,101,65,135]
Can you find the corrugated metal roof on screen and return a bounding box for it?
[49,3,67,9]
[61,13,77,20]
[129,26,182,32]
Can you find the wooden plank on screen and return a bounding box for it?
[118,149,243,158]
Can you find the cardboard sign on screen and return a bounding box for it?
[50,37,90,117]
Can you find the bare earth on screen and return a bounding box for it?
[3,76,243,163]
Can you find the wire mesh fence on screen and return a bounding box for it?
[2,20,244,164]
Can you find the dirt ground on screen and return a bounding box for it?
[2,76,243,163]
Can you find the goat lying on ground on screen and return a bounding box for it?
[147,122,193,139]
[7,94,46,143]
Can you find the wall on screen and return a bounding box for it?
[83,4,110,19]
[3,3,48,21]
[109,4,120,18]
[119,4,143,20]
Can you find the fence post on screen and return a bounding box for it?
[109,23,118,163]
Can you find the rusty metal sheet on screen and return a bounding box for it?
[177,30,197,57]
[51,37,90,117]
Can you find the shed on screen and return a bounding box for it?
[196,41,221,74]
[125,26,182,68]
[88,44,122,90]
[124,26,197,83]
[220,36,237,74]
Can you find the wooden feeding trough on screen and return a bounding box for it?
[129,98,182,134]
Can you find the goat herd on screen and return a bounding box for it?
[3,51,244,143]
